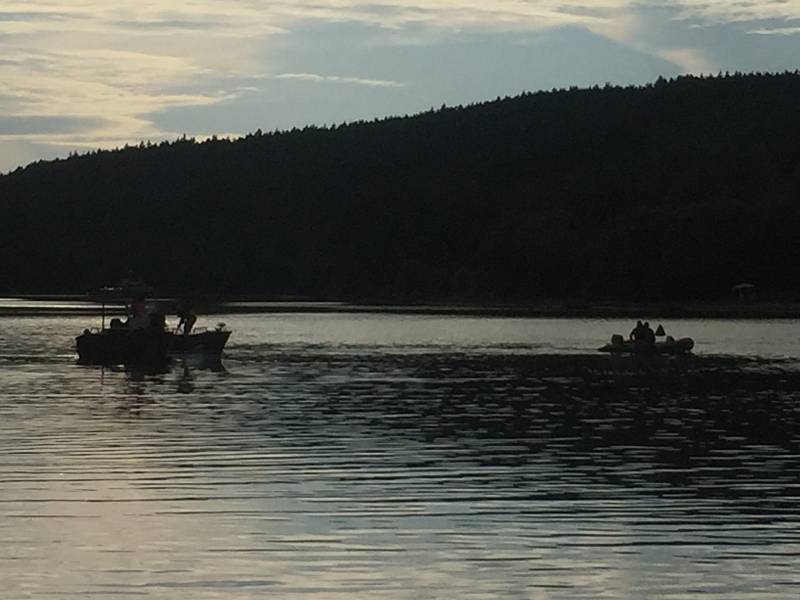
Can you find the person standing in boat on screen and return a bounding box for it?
[176,298,197,335]
[641,322,656,349]
[127,296,149,330]
[630,321,644,341]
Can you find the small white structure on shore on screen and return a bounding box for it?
[732,283,755,299]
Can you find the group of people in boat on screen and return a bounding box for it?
[107,296,196,335]
[629,320,668,349]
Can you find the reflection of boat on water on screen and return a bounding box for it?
[100,353,227,377]
[75,279,231,365]
[598,333,694,355]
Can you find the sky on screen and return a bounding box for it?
[1,1,800,173]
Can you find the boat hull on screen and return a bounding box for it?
[76,329,231,365]
[76,329,170,365]
[168,330,231,355]
[598,338,694,355]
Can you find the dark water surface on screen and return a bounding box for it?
[2,313,800,598]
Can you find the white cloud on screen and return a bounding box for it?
[749,26,800,36]
[0,3,279,153]
[670,0,800,24]
[0,43,229,148]
[657,47,715,73]
[274,73,406,87]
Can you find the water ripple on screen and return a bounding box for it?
[2,315,800,598]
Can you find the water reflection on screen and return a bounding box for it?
[82,355,227,388]
[2,316,800,598]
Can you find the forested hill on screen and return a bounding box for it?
[2,72,800,301]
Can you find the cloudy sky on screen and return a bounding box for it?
[1,1,799,172]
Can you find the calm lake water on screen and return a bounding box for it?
[2,312,800,598]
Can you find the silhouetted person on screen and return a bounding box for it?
[176,299,196,335]
[132,296,146,318]
[127,296,149,330]
[642,321,656,349]
[630,320,644,341]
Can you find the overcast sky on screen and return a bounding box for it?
[1,1,799,173]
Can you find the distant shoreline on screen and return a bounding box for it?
[1,296,800,319]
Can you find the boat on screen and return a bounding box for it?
[598,333,694,355]
[75,280,231,365]
[76,323,231,365]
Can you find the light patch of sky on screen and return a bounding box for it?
[1,1,800,172]
[671,0,800,25]
[750,27,800,36]
[657,47,715,73]
[273,73,407,87]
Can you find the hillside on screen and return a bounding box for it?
[2,72,800,301]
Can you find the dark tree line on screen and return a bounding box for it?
[2,72,800,301]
